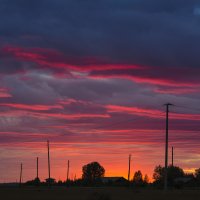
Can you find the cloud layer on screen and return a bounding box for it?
[0,0,200,182]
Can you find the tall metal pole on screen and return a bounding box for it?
[47,140,51,187]
[172,147,174,167]
[128,154,131,182]
[19,163,23,186]
[37,157,39,179]
[67,160,70,181]
[164,103,173,191]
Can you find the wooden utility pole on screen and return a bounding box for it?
[128,154,131,182]
[47,140,51,187]
[37,157,39,179]
[164,103,173,191]
[67,160,70,181]
[172,147,174,167]
[19,163,23,186]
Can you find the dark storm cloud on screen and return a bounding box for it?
[0,0,200,71]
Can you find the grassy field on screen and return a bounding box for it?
[0,187,200,200]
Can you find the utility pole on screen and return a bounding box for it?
[19,163,23,187]
[67,160,70,181]
[164,103,173,191]
[172,147,174,167]
[128,154,131,182]
[47,140,51,187]
[37,157,39,179]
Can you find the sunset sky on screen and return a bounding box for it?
[0,0,200,183]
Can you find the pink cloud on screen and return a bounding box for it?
[0,88,12,98]
[0,103,63,111]
[2,45,141,72]
[106,104,200,121]
[106,104,165,118]
[90,73,199,87]
[2,45,199,93]
[0,109,110,120]
[154,87,200,94]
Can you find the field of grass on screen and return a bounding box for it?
[0,187,200,200]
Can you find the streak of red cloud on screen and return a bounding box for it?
[0,109,110,120]
[90,73,199,87]
[0,103,63,111]
[3,45,199,90]
[59,98,91,105]
[131,76,199,87]
[170,112,200,121]
[38,112,110,120]
[0,88,12,98]
[2,45,142,72]
[106,104,200,121]
[154,87,200,94]
[106,104,165,118]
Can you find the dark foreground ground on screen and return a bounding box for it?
[0,187,200,200]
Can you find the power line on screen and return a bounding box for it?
[170,111,200,121]
[92,112,165,131]
[174,105,200,113]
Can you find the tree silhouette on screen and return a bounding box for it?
[195,168,200,182]
[168,165,184,184]
[82,162,105,184]
[133,170,144,186]
[133,170,143,183]
[144,174,150,184]
[153,165,165,184]
[153,165,184,186]
[25,177,41,186]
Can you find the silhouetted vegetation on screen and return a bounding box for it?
[195,168,200,182]
[21,161,200,190]
[152,165,194,188]
[82,162,105,185]
[132,170,143,186]
[25,177,41,186]
[130,170,149,187]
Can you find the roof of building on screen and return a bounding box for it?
[100,177,128,182]
[174,177,192,183]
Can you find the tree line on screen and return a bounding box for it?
[24,161,200,188]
